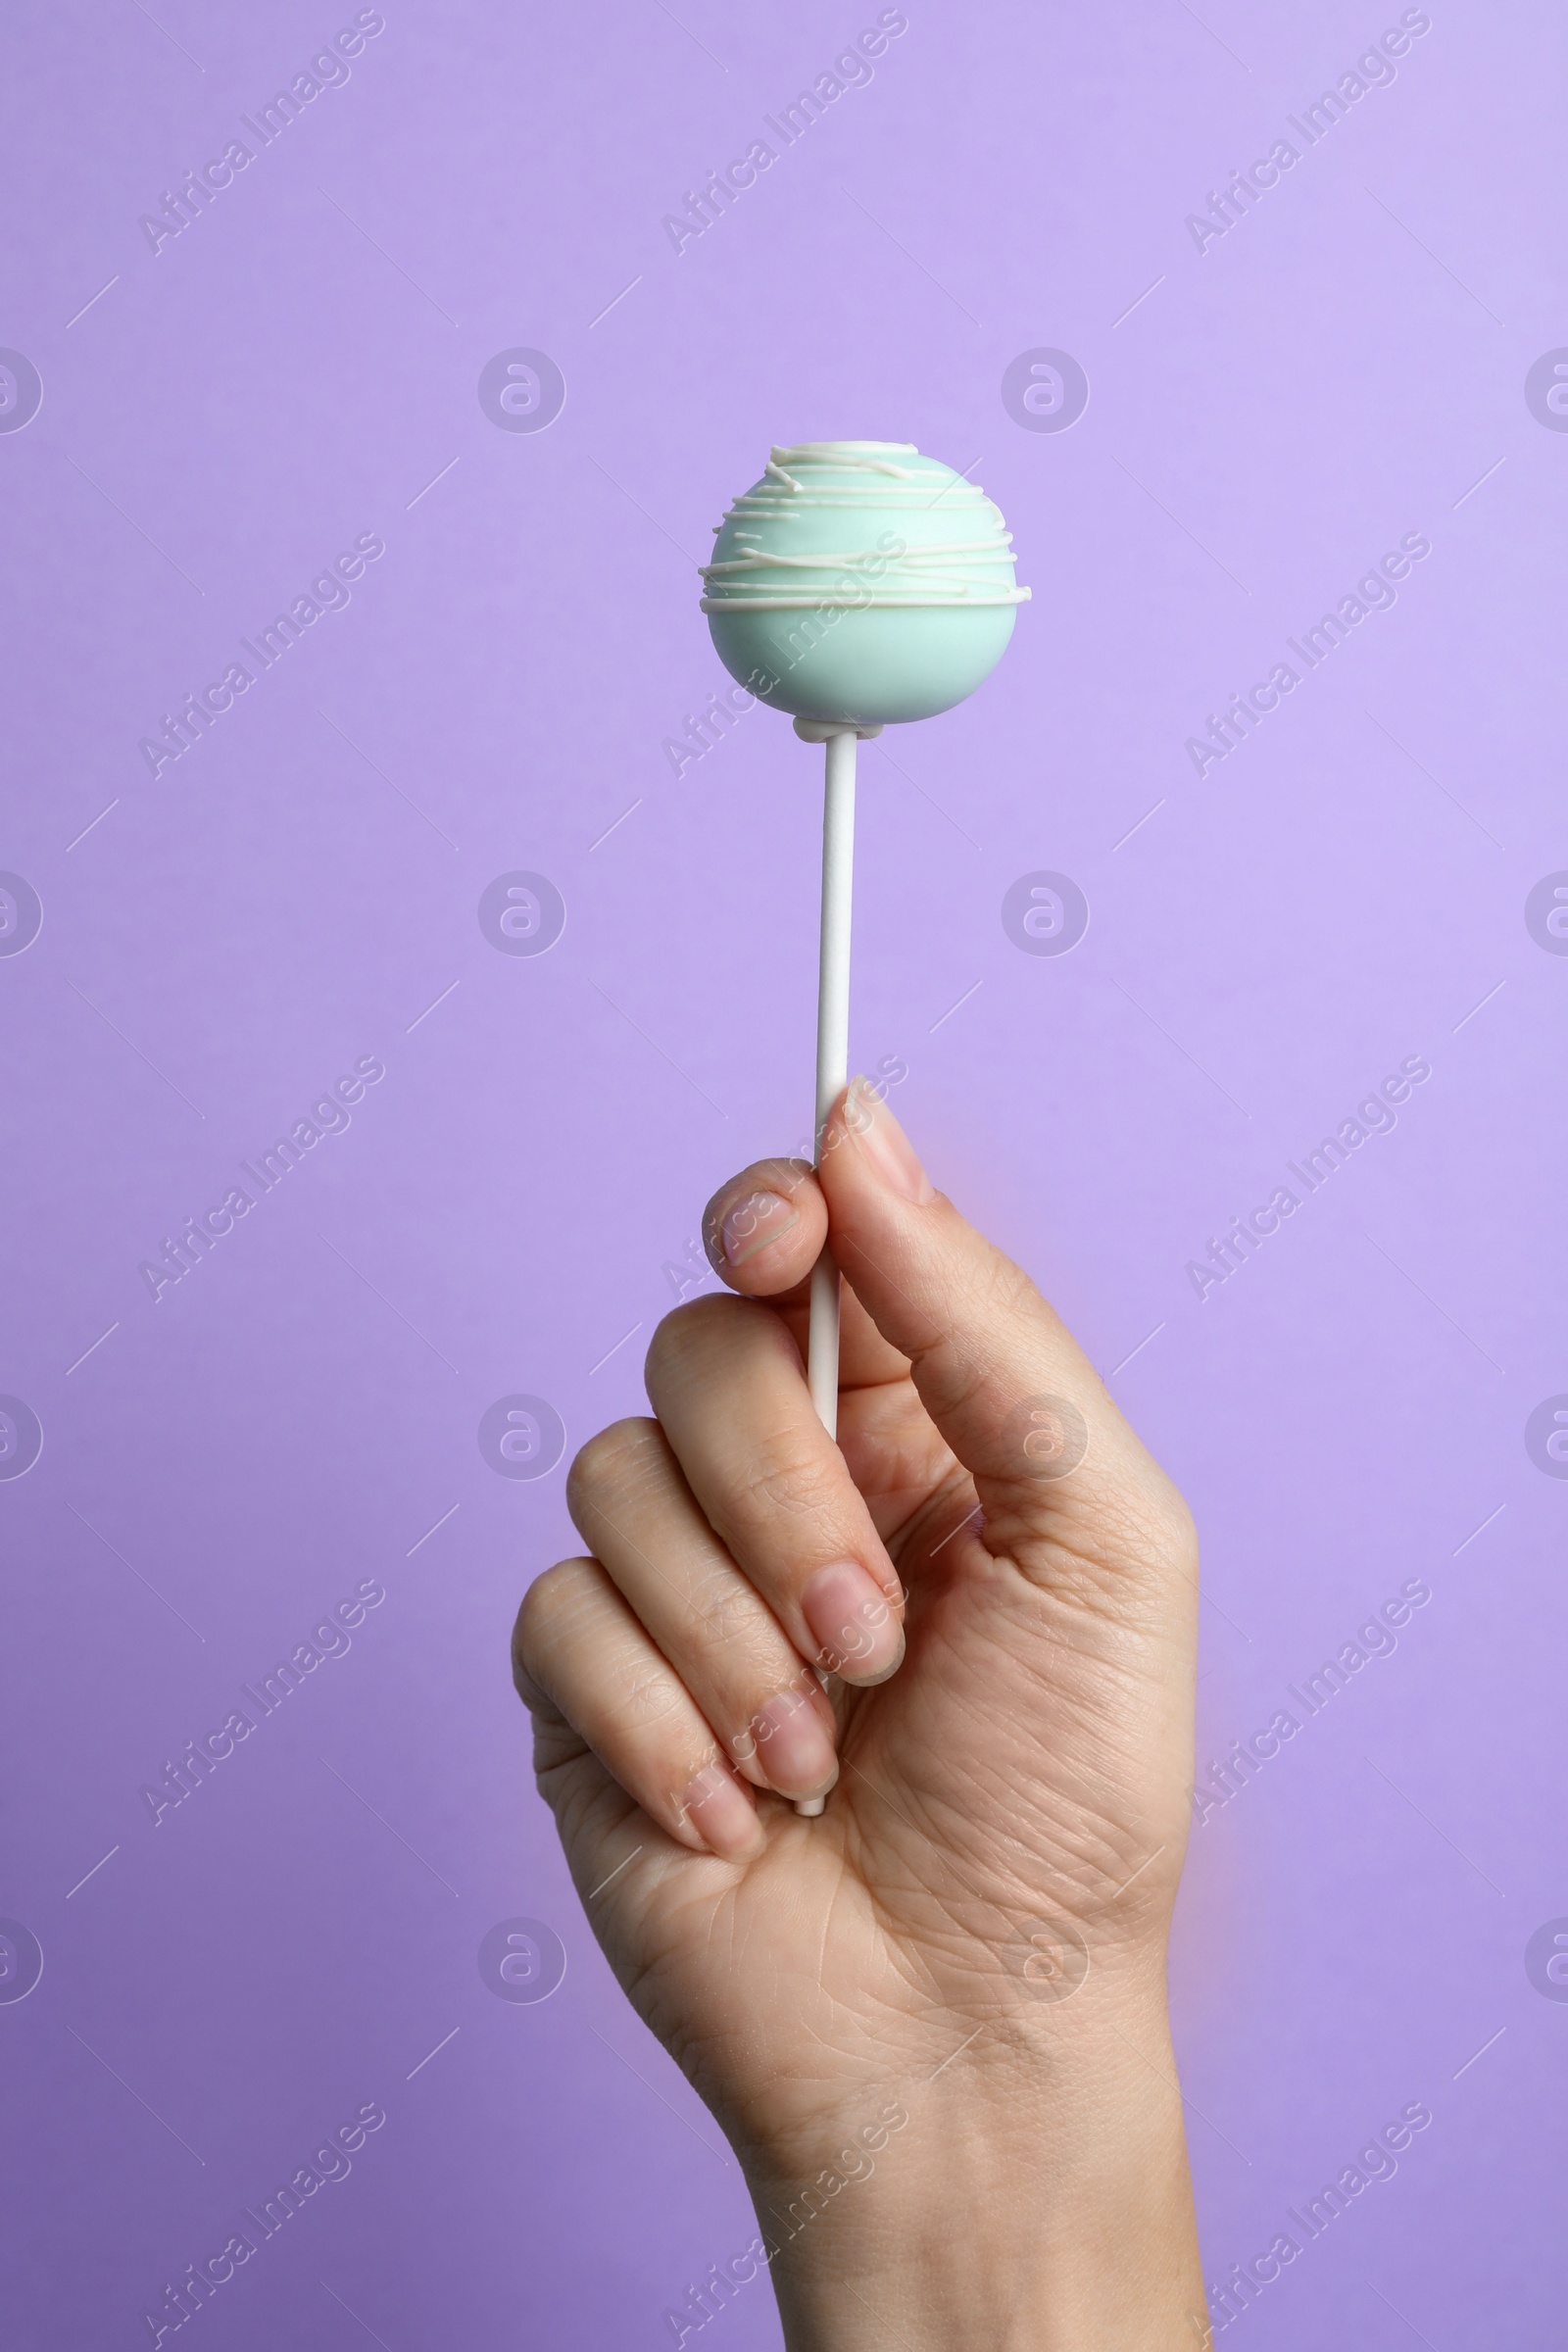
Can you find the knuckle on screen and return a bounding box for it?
[1135,1478,1200,1579]
[514,1556,595,1670]
[645,1293,736,1382]
[1163,1483,1200,1563]
[744,1436,843,1524]
[645,1293,782,1396]
[685,1573,804,1703]
[989,1249,1049,1331]
[620,1661,690,1737]
[565,1416,665,1521]
[688,1568,760,1647]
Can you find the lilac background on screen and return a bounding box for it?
[2,0,1565,2343]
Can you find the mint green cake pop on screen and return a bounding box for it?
[701,441,1029,726]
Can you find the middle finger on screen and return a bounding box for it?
[644,1295,906,1684]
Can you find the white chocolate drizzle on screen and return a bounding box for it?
[701,442,1030,612]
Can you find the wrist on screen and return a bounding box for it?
[731,1985,1204,2352]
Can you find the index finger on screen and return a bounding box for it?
[701,1155,910,1391]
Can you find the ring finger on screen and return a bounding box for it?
[566,1416,841,1801]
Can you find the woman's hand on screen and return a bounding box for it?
[514,1081,1206,2348]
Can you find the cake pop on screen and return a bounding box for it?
[702,439,1026,727]
[700,444,1027,1810]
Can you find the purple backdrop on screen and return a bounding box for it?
[3,1,1565,2343]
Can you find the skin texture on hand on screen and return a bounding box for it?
[514,1082,1207,2348]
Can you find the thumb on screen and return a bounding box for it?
[818,1079,1190,1587]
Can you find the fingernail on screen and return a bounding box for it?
[801,1561,905,1683]
[847,1081,933,1205]
[749,1683,838,1797]
[679,1763,763,1858]
[719,1189,799,1269]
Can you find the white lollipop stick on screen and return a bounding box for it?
[795,719,881,1441]
[798,723,854,1822]
[794,720,879,1821]
[809,727,855,1438]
